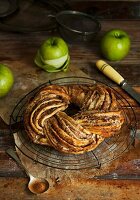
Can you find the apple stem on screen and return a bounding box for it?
[115,33,119,37]
[114,32,124,39]
[51,39,57,46]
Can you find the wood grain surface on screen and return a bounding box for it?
[0,177,140,200]
[0,1,140,199]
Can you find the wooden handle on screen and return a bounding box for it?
[96,60,124,85]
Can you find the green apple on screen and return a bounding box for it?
[35,52,70,72]
[0,64,14,98]
[100,29,131,61]
[34,36,70,72]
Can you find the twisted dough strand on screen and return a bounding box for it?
[24,84,125,154]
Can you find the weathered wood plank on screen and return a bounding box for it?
[0,177,140,200]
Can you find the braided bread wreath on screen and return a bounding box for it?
[23,84,125,154]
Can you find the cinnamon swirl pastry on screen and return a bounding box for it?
[24,84,125,154]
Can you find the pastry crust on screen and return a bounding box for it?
[24,84,125,154]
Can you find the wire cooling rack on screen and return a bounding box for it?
[10,77,137,170]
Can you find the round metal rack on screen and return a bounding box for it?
[10,77,137,170]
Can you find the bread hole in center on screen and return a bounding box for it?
[65,103,80,116]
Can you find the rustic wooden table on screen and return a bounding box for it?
[0,4,140,199]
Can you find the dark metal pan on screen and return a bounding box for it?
[0,0,70,33]
[0,0,18,18]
